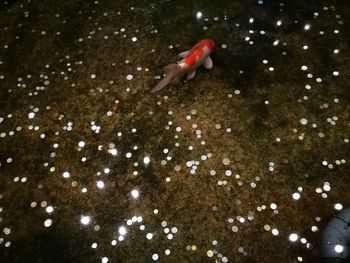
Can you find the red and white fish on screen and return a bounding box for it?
[151,38,215,93]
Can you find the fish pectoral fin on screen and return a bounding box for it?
[186,70,196,80]
[203,56,213,69]
[178,51,189,58]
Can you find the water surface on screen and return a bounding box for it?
[0,0,349,262]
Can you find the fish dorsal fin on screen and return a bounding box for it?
[163,63,178,75]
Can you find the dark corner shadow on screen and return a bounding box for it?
[0,230,95,263]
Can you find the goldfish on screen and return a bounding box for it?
[151,38,215,93]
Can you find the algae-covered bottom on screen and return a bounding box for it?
[0,0,349,262]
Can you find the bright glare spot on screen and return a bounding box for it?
[304,24,311,30]
[118,226,127,236]
[102,257,109,263]
[131,189,139,199]
[63,171,70,178]
[300,118,308,125]
[80,215,91,225]
[46,206,54,213]
[335,245,344,253]
[289,233,299,242]
[311,226,319,232]
[110,149,117,155]
[78,141,85,147]
[143,156,150,165]
[292,192,301,200]
[152,254,159,261]
[334,203,343,210]
[44,219,53,227]
[272,229,279,236]
[276,20,282,26]
[28,112,35,119]
[196,12,202,19]
[97,180,105,189]
[146,233,153,240]
[323,184,331,192]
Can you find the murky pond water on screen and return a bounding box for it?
[0,0,349,262]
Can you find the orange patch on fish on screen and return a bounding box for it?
[183,44,205,66]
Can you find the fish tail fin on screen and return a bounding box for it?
[151,74,173,93]
[151,64,179,93]
[163,63,179,75]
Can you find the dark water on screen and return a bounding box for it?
[0,0,349,262]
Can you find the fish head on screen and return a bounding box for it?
[201,38,215,51]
